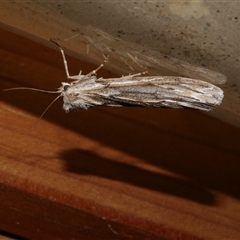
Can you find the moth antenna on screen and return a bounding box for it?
[4,86,63,132]
[29,94,63,132]
[4,87,60,94]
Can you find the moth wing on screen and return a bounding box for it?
[95,76,223,111]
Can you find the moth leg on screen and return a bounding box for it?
[119,71,148,79]
[51,39,85,81]
[85,59,108,77]
[85,54,109,77]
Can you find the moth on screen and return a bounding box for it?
[7,41,224,113]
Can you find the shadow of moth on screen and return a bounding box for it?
[7,41,224,113]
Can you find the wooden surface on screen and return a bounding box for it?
[0,27,240,239]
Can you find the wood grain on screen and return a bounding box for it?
[0,27,240,239]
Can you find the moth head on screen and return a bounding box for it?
[60,82,79,97]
